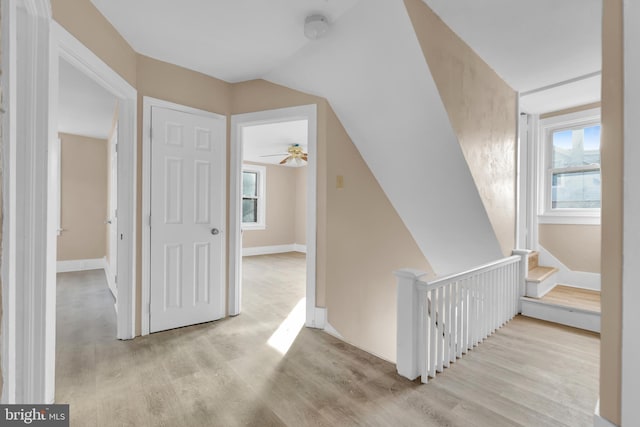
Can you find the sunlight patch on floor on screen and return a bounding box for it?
[267,297,306,355]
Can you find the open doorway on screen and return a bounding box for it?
[240,120,309,353]
[56,57,119,300]
[229,105,323,331]
[54,56,120,398]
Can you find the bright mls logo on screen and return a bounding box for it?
[0,405,69,426]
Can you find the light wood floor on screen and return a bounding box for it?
[541,285,601,313]
[56,253,600,427]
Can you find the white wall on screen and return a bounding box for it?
[267,0,501,275]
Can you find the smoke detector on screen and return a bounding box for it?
[304,15,329,40]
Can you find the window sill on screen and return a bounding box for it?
[242,224,266,231]
[538,214,600,225]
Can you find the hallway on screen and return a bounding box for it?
[56,253,599,426]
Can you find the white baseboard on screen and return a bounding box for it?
[538,245,601,291]
[307,307,326,329]
[243,244,306,256]
[57,258,105,273]
[594,400,619,427]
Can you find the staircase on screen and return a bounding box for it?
[525,251,558,298]
[520,251,600,333]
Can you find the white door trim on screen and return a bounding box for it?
[141,97,227,336]
[1,0,53,404]
[0,12,138,403]
[54,21,138,341]
[229,105,321,328]
[622,1,640,424]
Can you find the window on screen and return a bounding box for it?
[242,165,266,229]
[538,108,601,224]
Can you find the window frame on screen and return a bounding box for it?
[241,164,266,230]
[538,108,601,225]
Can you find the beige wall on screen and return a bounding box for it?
[538,225,601,273]
[242,162,306,248]
[601,0,623,423]
[57,133,109,261]
[294,166,307,245]
[405,0,517,257]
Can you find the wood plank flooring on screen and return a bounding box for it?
[56,253,600,427]
[540,285,601,313]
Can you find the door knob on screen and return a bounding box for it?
[211,228,220,235]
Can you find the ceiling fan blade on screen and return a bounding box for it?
[279,155,292,165]
[301,155,308,162]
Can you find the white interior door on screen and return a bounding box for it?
[108,123,118,297]
[150,106,226,333]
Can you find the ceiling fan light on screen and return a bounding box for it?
[304,15,329,40]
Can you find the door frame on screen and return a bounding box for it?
[0,7,137,403]
[1,0,53,403]
[229,104,324,328]
[622,1,640,423]
[141,97,227,336]
[54,22,138,341]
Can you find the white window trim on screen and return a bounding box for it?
[241,164,266,230]
[537,107,601,225]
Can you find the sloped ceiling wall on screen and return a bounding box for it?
[267,0,504,275]
[405,0,517,256]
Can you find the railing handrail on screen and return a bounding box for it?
[395,251,527,382]
[416,255,521,290]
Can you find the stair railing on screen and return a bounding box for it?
[395,252,527,383]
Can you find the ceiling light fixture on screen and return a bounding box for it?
[304,14,329,40]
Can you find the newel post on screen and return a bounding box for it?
[394,269,428,381]
[512,250,530,312]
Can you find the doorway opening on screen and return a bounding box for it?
[229,105,323,336]
[54,56,121,394]
[241,119,309,354]
[56,56,119,302]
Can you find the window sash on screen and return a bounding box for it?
[537,108,602,224]
[241,166,266,229]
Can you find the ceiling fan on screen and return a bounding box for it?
[260,143,308,166]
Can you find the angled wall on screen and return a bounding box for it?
[405,0,517,256]
[267,0,504,276]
